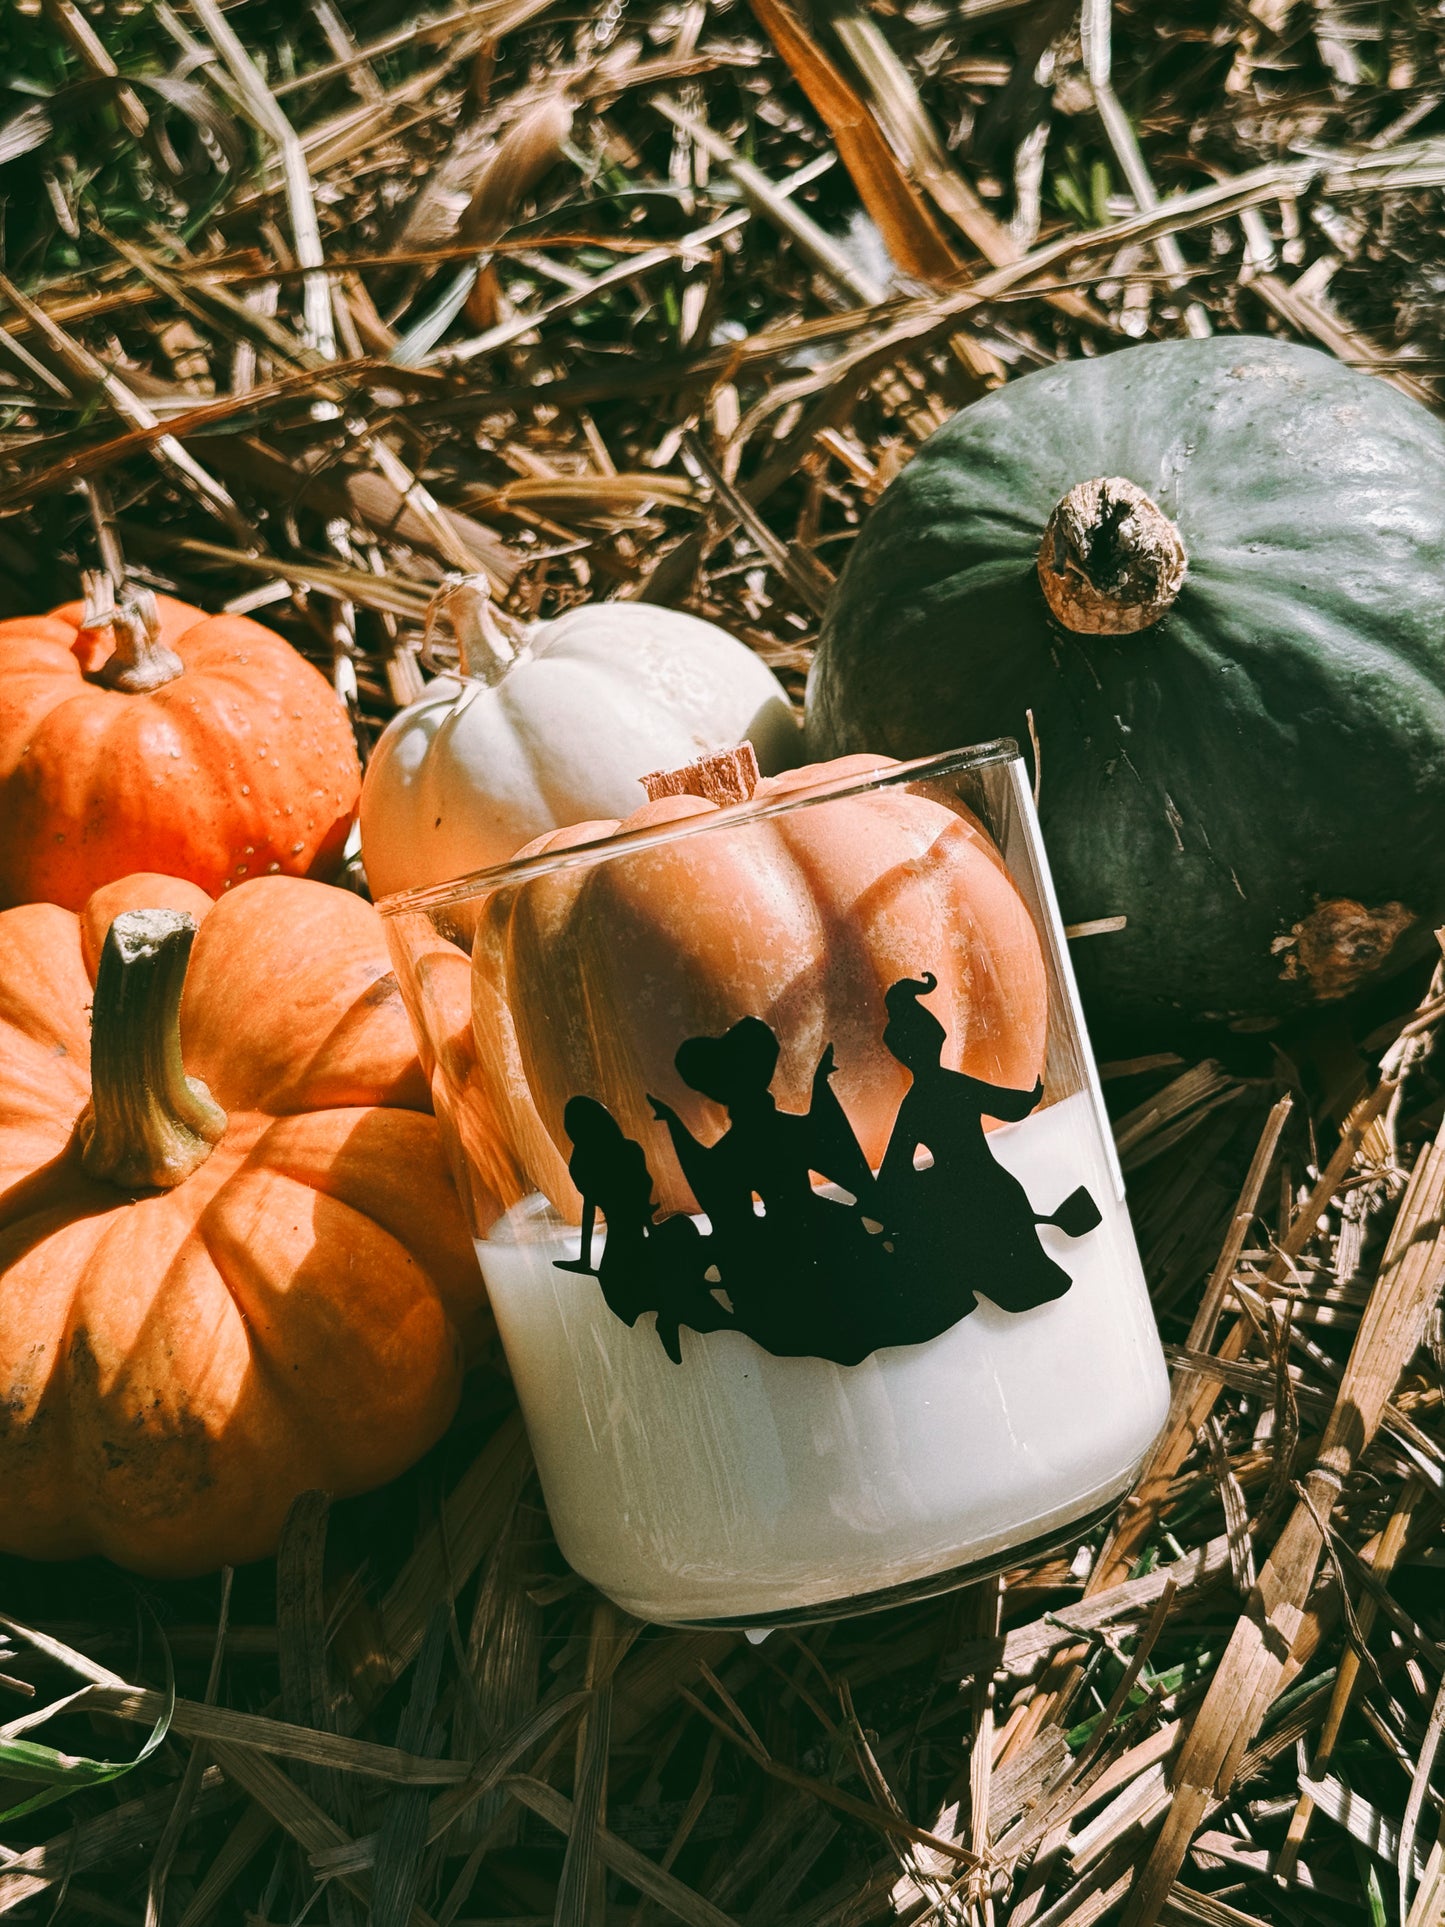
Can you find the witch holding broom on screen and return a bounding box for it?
[874,973,1101,1329]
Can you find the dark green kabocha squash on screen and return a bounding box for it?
[806,335,1445,1043]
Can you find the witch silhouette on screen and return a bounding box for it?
[555,1095,732,1363]
[648,1018,889,1363]
[875,974,1100,1318]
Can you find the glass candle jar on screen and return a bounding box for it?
[380,744,1169,1628]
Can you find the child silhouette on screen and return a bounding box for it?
[651,1018,886,1362]
[556,1095,729,1362]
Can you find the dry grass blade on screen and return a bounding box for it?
[188,0,336,355]
[946,1536,1230,1683]
[208,1739,439,1925]
[506,1774,742,1927]
[144,1567,233,1927]
[174,1805,277,1927]
[436,148,835,367]
[378,1411,533,1682]
[421,1687,591,1849]
[270,4,518,99]
[821,0,1095,338]
[679,1680,980,1868]
[680,430,833,614]
[393,90,575,363]
[1161,1886,1272,1927]
[1097,1082,1384,1594]
[743,0,957,287]
[166,541,435,619]
[1250,268,1440,407]
[0,273,255,544]
[277,1494,334,1743]
[370,1610,449,1927]
[1408,1802,1445,1927]
[78,1686,480,1783]
[39,0,148,140]
[1125,1118,1445,1926]
[0,1775,235,1913]
[1277,1473,1429,1877]
[1399,1671,1445,1922]
[1080,0,1211,338]
[450,1504,541,1852]
[276,1495,360,1927]
[459,94,576,249]
[653,99,888,308]
[555,1602,617,1927]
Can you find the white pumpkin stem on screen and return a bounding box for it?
[76,569,118,661]
[1037,477,1186,635]
[433,572,523,686]
[642,742,761,806]
[79,910,228,1191]
[82,585,187,693]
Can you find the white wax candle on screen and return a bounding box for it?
[477,1089,1168,1625]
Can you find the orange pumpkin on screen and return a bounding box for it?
[472,752,1049,1216]
[0,872,488,1576]
[0,588,361,911]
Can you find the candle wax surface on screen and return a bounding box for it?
[477,1089,1169,1625]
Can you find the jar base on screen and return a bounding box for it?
[640,1487,1130,1631]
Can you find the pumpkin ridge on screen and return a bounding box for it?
[0,1057,91,1224]
[0,905,92,1052]
[10,682,240,905]
[196,1165,463,1486]
[1,596,360,910]
[57,1221,250,1554]
[0,871,481,1574]
[184,692,346,891]
[490,756,1049,1213]
[0,615,82,651]
[180,882,431,1115]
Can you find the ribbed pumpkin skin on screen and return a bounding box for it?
[806,337,1445,1038]
[0,874,486,1576]
[474,755,1049,1221]
[0,594,360,911]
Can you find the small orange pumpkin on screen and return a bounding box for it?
[472,751,1050,1216]
[0,587,361,910]
[0,872,488,1576]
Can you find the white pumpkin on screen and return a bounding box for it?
[360,577,801,898]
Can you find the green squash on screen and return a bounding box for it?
[806,335,1445,1041]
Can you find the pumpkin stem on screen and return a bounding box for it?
[79,910,228,1191]
[83,586,187,693]
[1037,477,1187,635]
[642,742,760,806]
[432,572,523,686]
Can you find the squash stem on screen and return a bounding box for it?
[436,572,522,686]
[82,587,187,693]
[79,911,227,1191]
[1037,476,1186,635]
[641,742,761,806]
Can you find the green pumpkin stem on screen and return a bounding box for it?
[79,911,228,1191]
[84,586,186,693]
[1037,477,1187,635]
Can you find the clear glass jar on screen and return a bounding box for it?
[380,744,1168,1627]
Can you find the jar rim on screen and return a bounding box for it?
[375,739,1021,918]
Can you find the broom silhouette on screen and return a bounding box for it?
[1037,1186,1103,1238]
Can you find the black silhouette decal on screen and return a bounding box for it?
[555,974,1102,1367]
